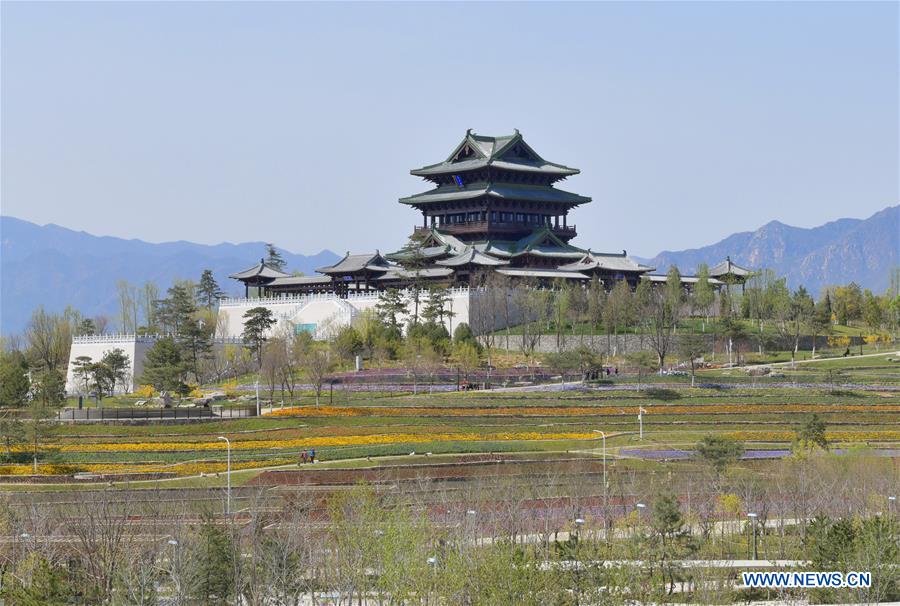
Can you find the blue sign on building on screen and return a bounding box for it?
[295,323,316,335]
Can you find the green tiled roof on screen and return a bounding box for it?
[411,130,579,179]
[229,259,290,281]
[399,182,590,206]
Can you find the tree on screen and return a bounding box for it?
[643,271,682,372]
[809,293,833,358]
[695,434,744,475]
[302,347,334,406]
[0,412,24,457]
[242,307,277,368]
[24,307,73,372]
[116,279,140,333]
[140,337,189,396]
[30,369,65,406]
[375,289,408,333]
[0,352,30,407]
[788,287,815,366]
[794,413,828,453]
[831,283,863,325]
[24,400,56,473]
[453,341,481,383]
[692,264,716,330]
[178,317,213,383]
[155,283,197,336]
[649,491,696,595]
[395,232,430,325]
[422,285,454,327]
[626,350,658,391]
[862,289,885,332]
[603,280,632,357]
[332,325,363,363]
[188,516,237,605]
[75,318,97,336]
[100,348,131,394]
[71,355,96,396]
[678,332,706,387]
[197,270,224,308]
[265,243,286,271]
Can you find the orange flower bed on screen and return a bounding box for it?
[33,431,597,454]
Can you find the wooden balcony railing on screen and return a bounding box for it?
[415,221,577,238]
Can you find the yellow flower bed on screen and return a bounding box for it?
[727,430,900,442]
[266,403,900,418]
[0,458,296,477]
[34,431,596,454]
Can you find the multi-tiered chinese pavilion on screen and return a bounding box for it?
[231,130,688,296]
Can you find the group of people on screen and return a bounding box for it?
[299,448,316,465]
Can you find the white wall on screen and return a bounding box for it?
[217,288,472,339]
[66,289,474,395]
[65,335,153,395]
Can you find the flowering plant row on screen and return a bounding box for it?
[34,431,598,454]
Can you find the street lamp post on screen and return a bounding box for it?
[747,512,758,559]
[218,436,231,514]
[638,408,647,440]
[889,496,896,516]
[255,378,260,416]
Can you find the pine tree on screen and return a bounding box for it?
[265,243,286,271]
[197,270,224,308]
[242,307,277,367]
[376,289,408,332]
[140,337,189,396]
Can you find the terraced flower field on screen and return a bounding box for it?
[3,377,896,482]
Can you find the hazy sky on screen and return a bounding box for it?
[2,2,897,258]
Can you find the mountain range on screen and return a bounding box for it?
[2,205,897,334]
[0,216,339,335]
[634,205,897,296]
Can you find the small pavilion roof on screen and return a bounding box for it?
[709,257,752,278]
[316,251,392,275]
[435,247,509,267]
[400,182,590,207]
[229,259,290,281]
[411,130,579,180]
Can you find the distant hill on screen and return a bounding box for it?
[0,216,339,335]
[636,205,899,296]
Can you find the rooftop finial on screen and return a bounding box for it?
[260,257,265,264]
[466,128,472,135]
[514,128,520,135]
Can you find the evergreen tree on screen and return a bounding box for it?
[376,289,408,332]
[100,348,131,393]
[30,369,66,405]
[265,243,286,271]
[0,352,30,407]
[140,337,189,396]
[197,270,224,308]
[695,434,744,475]
[189,516,237,605]
[242,307,277,367]
[421,286,453,325]
[75,318,97,336]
